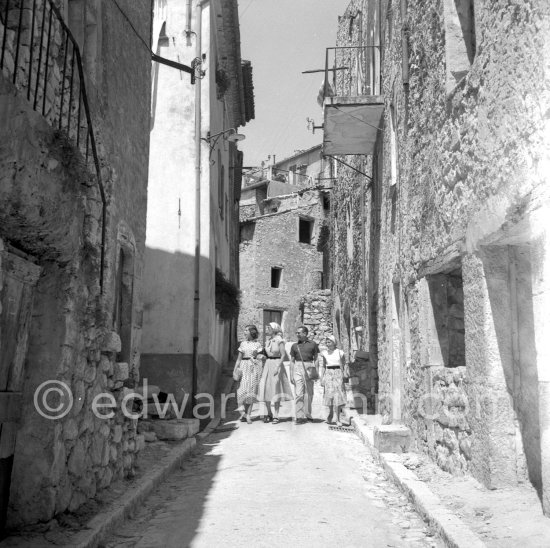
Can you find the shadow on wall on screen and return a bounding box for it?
[140,247,231,402]
[483,245,541,497]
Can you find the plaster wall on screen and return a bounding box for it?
[142,0,241,398]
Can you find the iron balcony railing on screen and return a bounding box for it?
[272,167,313,187]
[323,45,381,101]
[1,0,106,289]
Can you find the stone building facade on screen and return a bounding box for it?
[141,0,254,402]
[239,147,330,342]
[325,0,550,514]
[0,0,151,527]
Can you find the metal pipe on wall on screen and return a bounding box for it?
[191,0,206,412]
[185,0,192,45]
[401,0,409,85]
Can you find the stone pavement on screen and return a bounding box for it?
[103,389,443,548]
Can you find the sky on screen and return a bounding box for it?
[238,0,350,167]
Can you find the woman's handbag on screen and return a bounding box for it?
[342,351,350,383]
[233,365,242,382]
[298,346,319,381]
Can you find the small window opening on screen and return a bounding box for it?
[299,218,313,244]
[114,246,134,364]
[271,267,282,288]
[426,267,465,368]
[390,186,398,234]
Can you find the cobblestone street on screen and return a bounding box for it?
[104,391,442,548]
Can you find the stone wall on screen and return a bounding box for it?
[301,289,332,344]
[331,7,379,403]
[0,0,151,527]
[424,367,471,475]
[332,0,550,502]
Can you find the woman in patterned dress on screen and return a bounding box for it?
[258,322,293,423]
[234,325,264,424]
[319,335,349,426]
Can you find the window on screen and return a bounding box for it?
[425,268,465,368]
[443,0,476,93]
[240,221,255,242]
[390,186,398,234]
[114,246,135,364]
[299,217,313,244]
[271,267,282,288]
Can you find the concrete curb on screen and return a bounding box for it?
[72,373,236,548]
[351,417,486,548]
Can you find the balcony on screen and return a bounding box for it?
[321,46,383,156]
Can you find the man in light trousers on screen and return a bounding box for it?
[289,326,319,424]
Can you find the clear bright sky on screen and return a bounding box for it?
[238,0,350,167]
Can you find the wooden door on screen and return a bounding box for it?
[262,309,282,344]
[0,246,41,533]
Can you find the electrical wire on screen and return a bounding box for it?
[110,0,152,53]
[240,0,254,18]
[333,104,382,132]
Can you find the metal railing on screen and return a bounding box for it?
[271,167,313,187]
[1,0,106,289]
[323,45,381,101]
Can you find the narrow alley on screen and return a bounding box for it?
[104,393,441,548]
[1,0,549,544]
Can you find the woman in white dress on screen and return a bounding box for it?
[257,322,292,423]
[319,335,349,426]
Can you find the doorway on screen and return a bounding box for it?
[0,246,41,534]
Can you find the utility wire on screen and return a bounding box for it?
[240,0,254,18]
[110,0,152,52]
[333,104,382,132]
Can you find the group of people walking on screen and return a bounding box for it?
[233,323,350,426]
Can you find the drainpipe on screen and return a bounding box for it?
[401,0,409,86]
[191,0,206,413]
[185,0,193,46]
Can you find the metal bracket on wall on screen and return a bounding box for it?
[152,53,204,84]
[323,154,373,184]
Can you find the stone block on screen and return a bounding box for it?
[84,364,97,384]
[63,419,78,441]
[113,362,129,382]
[134,384,161,397]
[99,423,110,438]
[68,440,87,476]
[137,420,153,433]
[91,436,105,466]
[135,434,145,451]
[101,331,121,353]
[100,355,112,373]
[143,431,157,442]
[373,425,412,453]
[112,425,123,444]
[123,455,132,470]
[178,418,200,436]
[149,419,189,441]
